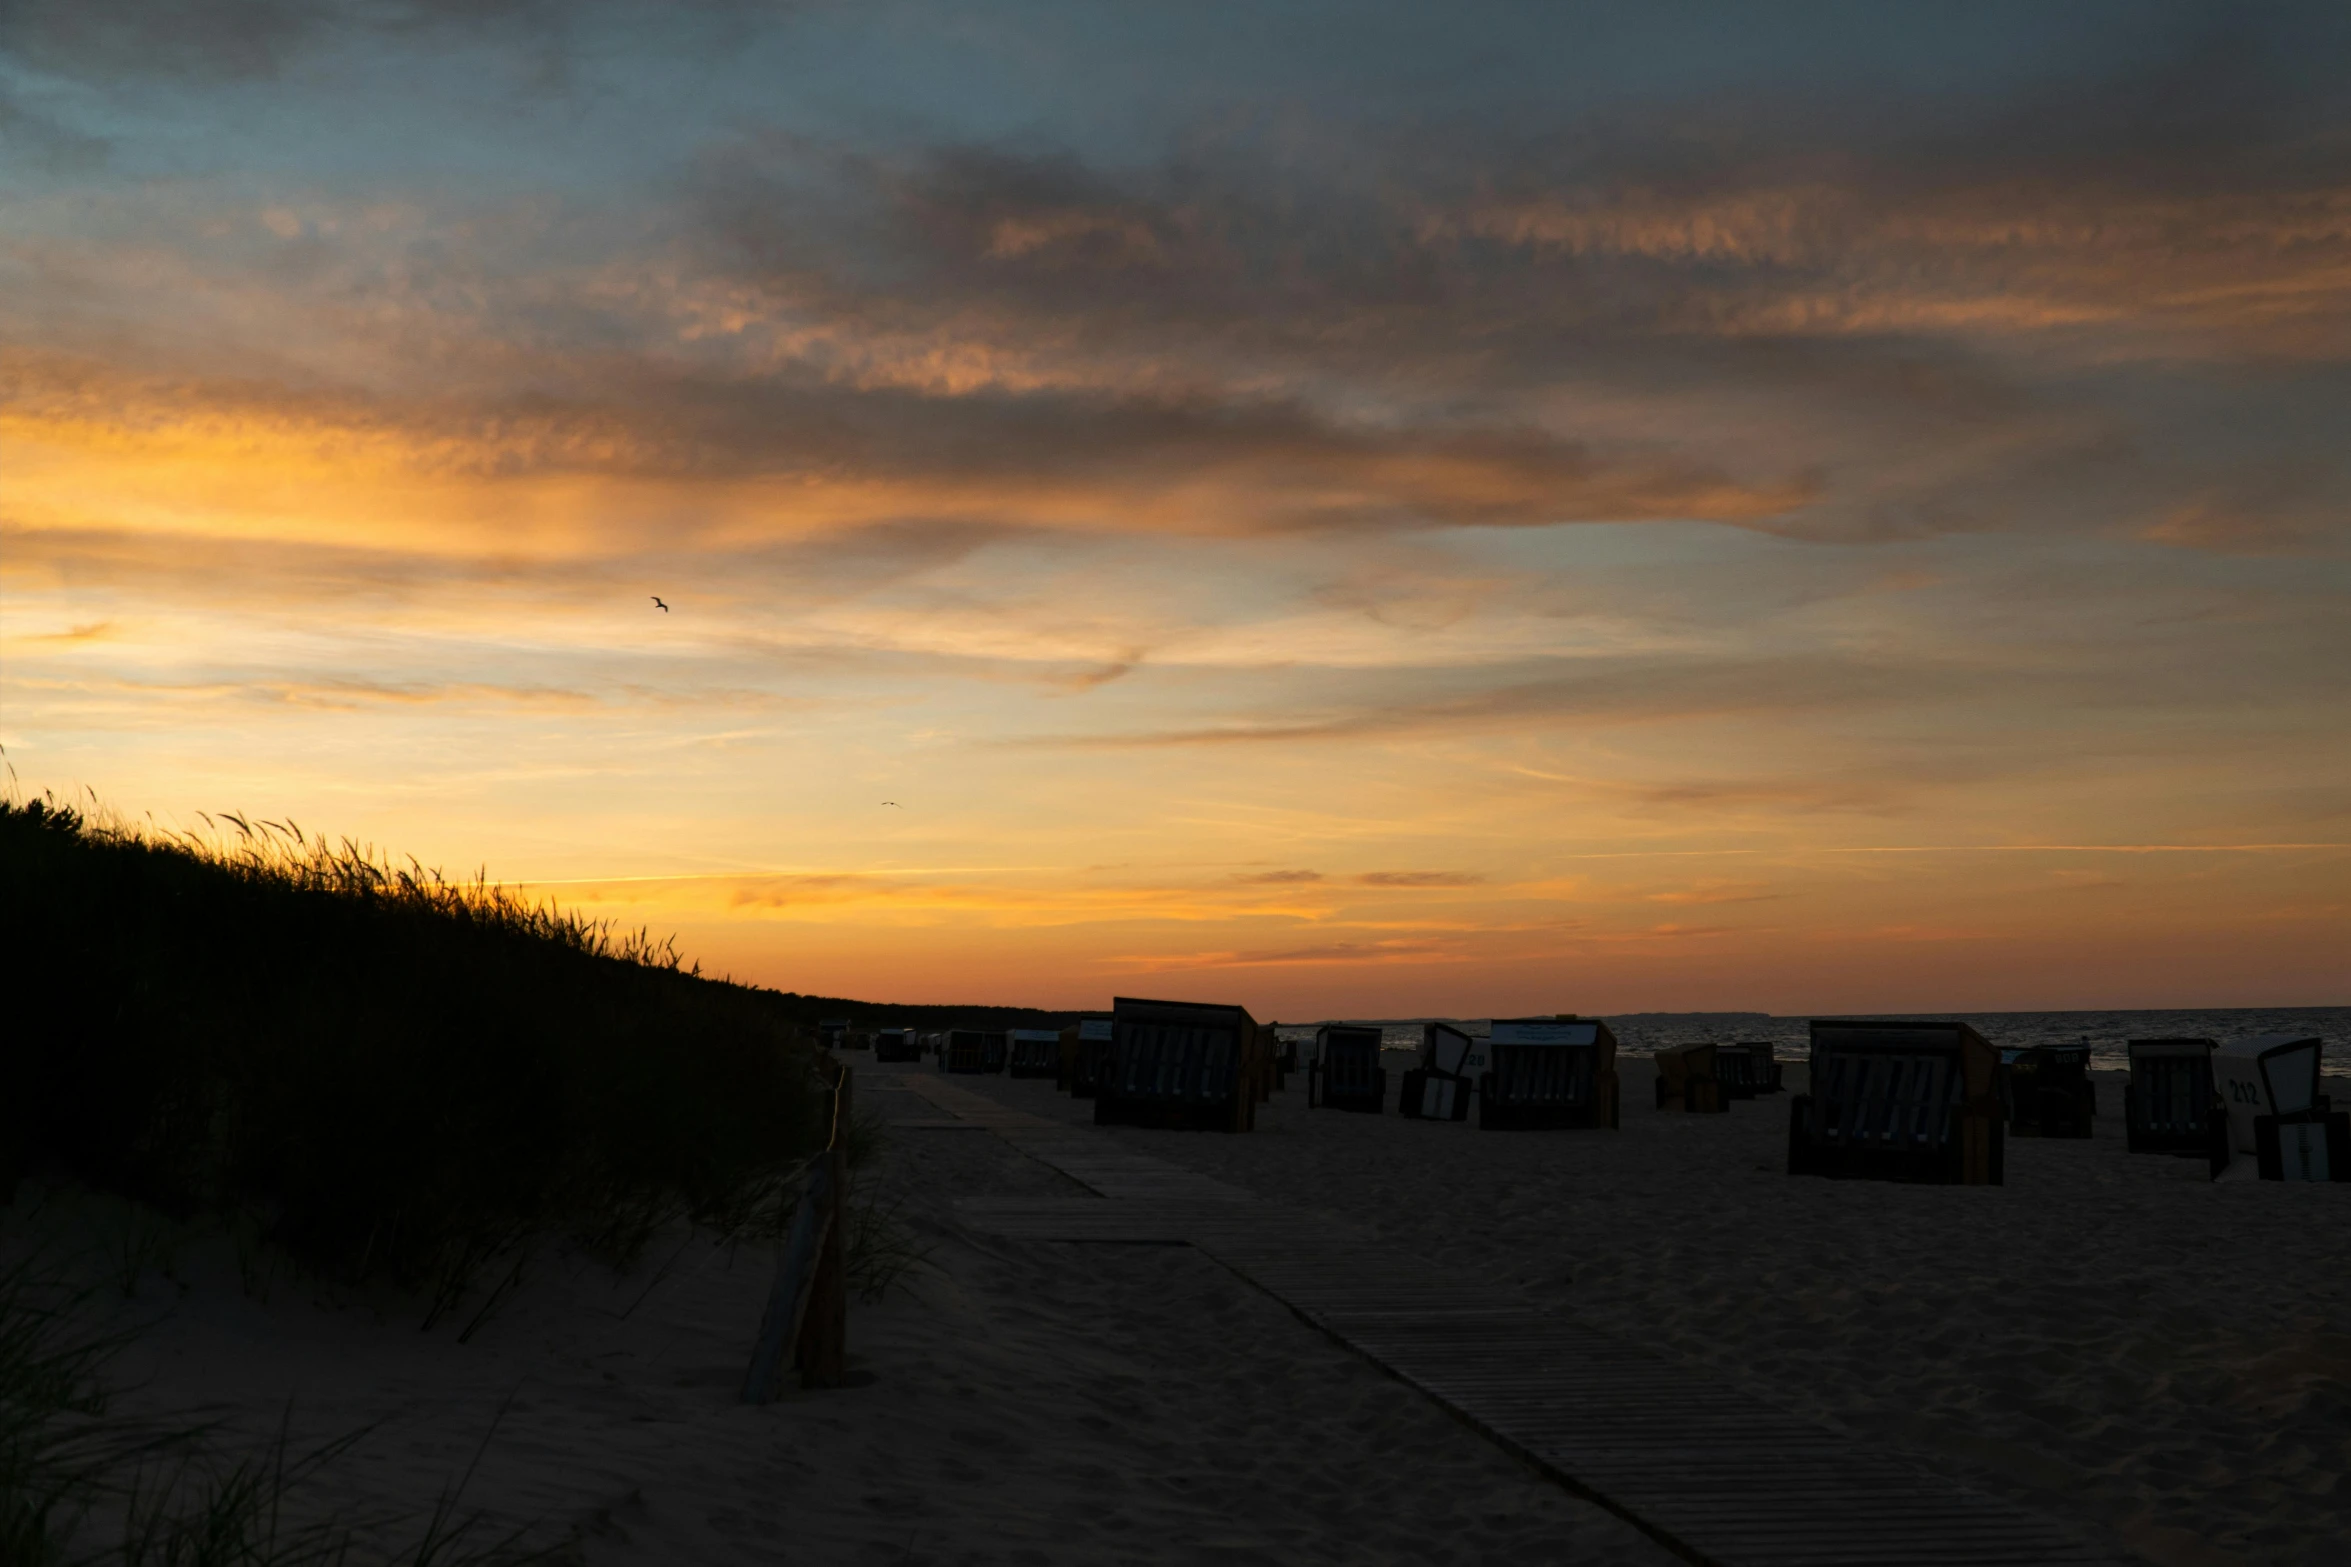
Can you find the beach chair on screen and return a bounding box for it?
[1654,1042,1726,1113]
[1399,1023,1473,1120]
[817,1018,852,1051]
[2124,1038,2222,1159]
[872,1028,920,1063]
[2214,1034,2347,1182]
[1715,1042,1783,1098]
[943,1028,1006,1074]
[1479,1018,1619,1131]
[1789,1020,2002,1184]
[1006,1028,1062,1078]
[1095,997,1260,1132]
[1308,1024,1387,1112]
[2003,1044,2095,1137]
[1059,1017,1114,1096]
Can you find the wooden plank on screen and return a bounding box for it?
[928,1071,2130,1567]
[739,1157,832,1404]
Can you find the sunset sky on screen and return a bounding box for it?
[4,1,2346,1017]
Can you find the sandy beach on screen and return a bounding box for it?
[20,1056,2345,1566]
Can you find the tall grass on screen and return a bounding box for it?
[0,1253,560,1564]
[1,793,826,1299]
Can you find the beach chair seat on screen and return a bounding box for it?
[872,1028,920,1063]
[1006,1029,1062,1078]
[1788,1020,2002,1184]
[2004,1044,2096,1138]
[1654,1043,1727,1113]
[1398,1068,1470,1120]
[1309,1025,1387,1112]
[1479,1018,1618,1131]
[1095,997,1259,1132]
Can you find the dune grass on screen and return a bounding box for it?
[1,793,827,1302]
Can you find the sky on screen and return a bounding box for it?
[3,0,2347,1017]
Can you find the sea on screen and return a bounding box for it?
[1272,1007,2351,1067]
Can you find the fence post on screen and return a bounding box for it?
[797,1154,849,1386]
[797,1065,851,1388]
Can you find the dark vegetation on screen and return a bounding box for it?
[0,794,831,1299]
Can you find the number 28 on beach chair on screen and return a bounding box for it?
[1654,1042,1727,1113]
[2213,1034,2348,1182]
[1788,1020,2003,1184]
[1095,997,1260,1132]
[1479,1018,1619,1131]
[1309,1024,1388,1112]
[1399,1023,1474,1120]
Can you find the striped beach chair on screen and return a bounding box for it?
[1006,1028,1062,1078]
[1789,1020,2002,1184]
[1309,1024,1387,1113]
[1095,997,1260,1132]
[2124,1038,2220,1158]
[1479,1018,1618,1131]
[1715,1042,1784,1098]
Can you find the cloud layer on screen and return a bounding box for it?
[4,0,2347,1010]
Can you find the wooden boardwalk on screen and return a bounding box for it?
[894,1069,2133,1567]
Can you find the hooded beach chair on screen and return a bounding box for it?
[2003,1043,2096,1138]
[944,1028,1006,1074]
[1399,1022,1474,1120]
[1006,1028,1062,1078]
[1714,1041,1783,1098]
[872,1028,919,1063]
[2124,1039,2222,1158]
[1309,1024,1388,1112]
[1654,1042,1727,1113]
[1096,996,1260,1131]
[2214,1034,2347,1181]
[1789,1020,2002,1184]
[1479,1018,1619,1130]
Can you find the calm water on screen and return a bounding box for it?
[1274,1008,2351,1067]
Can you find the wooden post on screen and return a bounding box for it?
[740,1158,833,1404]
[797,1063,852,1388]
[796,1144,849,1387]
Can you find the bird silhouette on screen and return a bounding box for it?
[650,596,669,612]
[881,801,902,808]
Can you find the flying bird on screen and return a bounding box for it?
[650,596,669,612]
[881,801,902,808]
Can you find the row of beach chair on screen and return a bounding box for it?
[863,1002,2341,1180]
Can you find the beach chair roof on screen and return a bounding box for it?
[1809,1018,1992,1053]
[1009,1028,1061,1042]
[1489,1018,1608,1047]
[1077,1017,1114,1040]
[1113,995,1259,1031]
